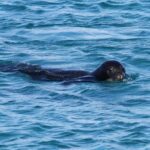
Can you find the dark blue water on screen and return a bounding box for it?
[0,0,150,149]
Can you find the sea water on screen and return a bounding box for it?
[0,0,150,150]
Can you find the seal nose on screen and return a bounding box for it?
[117,73,125,80]
[117,75,122,80]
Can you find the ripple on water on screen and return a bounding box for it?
[0,0,150,149]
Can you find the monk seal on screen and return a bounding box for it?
[0,60,126,83]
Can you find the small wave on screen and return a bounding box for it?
[123,73,139,82]
[0,4,27,12]
[100,0,140,9]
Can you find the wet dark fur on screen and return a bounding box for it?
[0,60,126,83]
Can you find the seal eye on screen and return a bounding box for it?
[109,67,115,73]
[110,67,113,71]
[107,67,115,77]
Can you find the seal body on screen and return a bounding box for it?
[0,60,126,83]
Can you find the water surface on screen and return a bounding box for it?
[0,0,150,149]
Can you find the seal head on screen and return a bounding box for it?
[93,60,126,81]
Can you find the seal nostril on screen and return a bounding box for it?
[119,75,121,79]
[117,74,124,80]
[121,75,123,79]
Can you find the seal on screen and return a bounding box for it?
[0,60,126,83]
